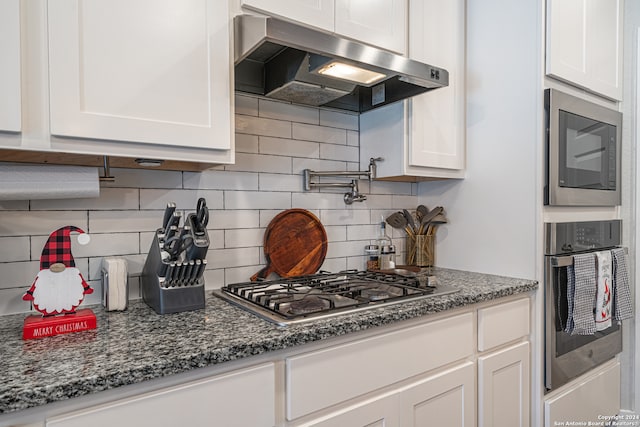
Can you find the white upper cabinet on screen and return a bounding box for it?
[241,0,406,54]
[360,0,465,180]
[407,0,465,171]
[546,0,623,100]
[240,0,335,32]
[0,0,22,132]
[334,0,406,54]
[47,0,232,150]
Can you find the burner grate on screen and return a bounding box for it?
[220,270,438,321]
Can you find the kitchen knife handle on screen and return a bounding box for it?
[162,202,177,235]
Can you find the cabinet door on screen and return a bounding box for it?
[407,0,465,171]
[546,0,622,100]
[0,0,21,132]
[47,0,232,150]
[478,341,530,427]
[46,363,275,427]
[399,362,475,427]
[241,0,334,32]
[544,360,620,427]
[335,0,406,54]
[298,394,399,427]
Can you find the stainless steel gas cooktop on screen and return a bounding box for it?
[213,270,458,326]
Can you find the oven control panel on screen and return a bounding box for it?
[544,219,621,255]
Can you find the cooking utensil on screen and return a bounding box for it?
[386,211,414,238]
[403,209,417,234]
[250,209,328,281]
[416,205,429,222]
[426,212,448,236]
[417,206,444,234]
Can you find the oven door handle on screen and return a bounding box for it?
[549,247,628,268]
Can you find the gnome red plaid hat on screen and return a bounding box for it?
[40,226,91,270]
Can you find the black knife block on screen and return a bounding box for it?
[141,230,205,314]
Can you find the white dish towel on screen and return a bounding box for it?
[594,251,613,331]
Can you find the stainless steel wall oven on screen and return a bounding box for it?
[544,220,623,392]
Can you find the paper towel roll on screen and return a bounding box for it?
[0,164,100,200]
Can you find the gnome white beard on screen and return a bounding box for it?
[32,267,85,314]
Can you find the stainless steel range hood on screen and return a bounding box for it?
[234,14,449,113]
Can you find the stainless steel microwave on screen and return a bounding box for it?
[544,89,622,206]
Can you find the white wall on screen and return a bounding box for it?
[416,0,541,280]
[0,95,419,316]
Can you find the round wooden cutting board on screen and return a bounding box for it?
[251,209,328,281]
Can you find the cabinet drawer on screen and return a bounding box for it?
[286,312,473,420]
[478,298,530,351]
[46,363,276,427]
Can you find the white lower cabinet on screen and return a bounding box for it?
[46,363,276,427]
[398,362,475,427]
[295,393,400,427]
[544,360,620,427]
[478,341,530,427]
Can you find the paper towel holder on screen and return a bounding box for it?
[100,156,115,182]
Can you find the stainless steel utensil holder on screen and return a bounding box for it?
[142,230,205,314]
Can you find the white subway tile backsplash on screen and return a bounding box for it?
[208,229,225,250]
[259,99,319,124]
[0,236,30,262]
[346,224,379,241]
[0,211,88,237]
[30,188,140,211]
[0,261,40,289]
[321,257,347,273]
[324,225,347,242]
[370,180,413,196]
[222,266,258,285]
[0,200,29,210]
[0,99,418,315]
[259,136,320,159]
[325,240,365,258]
[89,211,160,233]
[347,130,359,147]
[226,153,292,174]
[320,209,372,226]
[291,158,349,175]
[258,173,303,192]
[236,115,291,138]
[225,191,291,210]
[207,247,260,269]
[0,287,34,315]
[293,123,347,144]
[225,228,264,248]
[319,143,359,162]
[101,168,183,189]
[139,189,223,210]
[235,94,259,116]
[235,133,259,153]
[319,109,359,130]
[183,170,258,191]
[209,210,260,229]
[203,268,225,289]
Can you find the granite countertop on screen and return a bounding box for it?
[0,268,537,416]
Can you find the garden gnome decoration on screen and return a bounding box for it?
[22,226,97,339]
